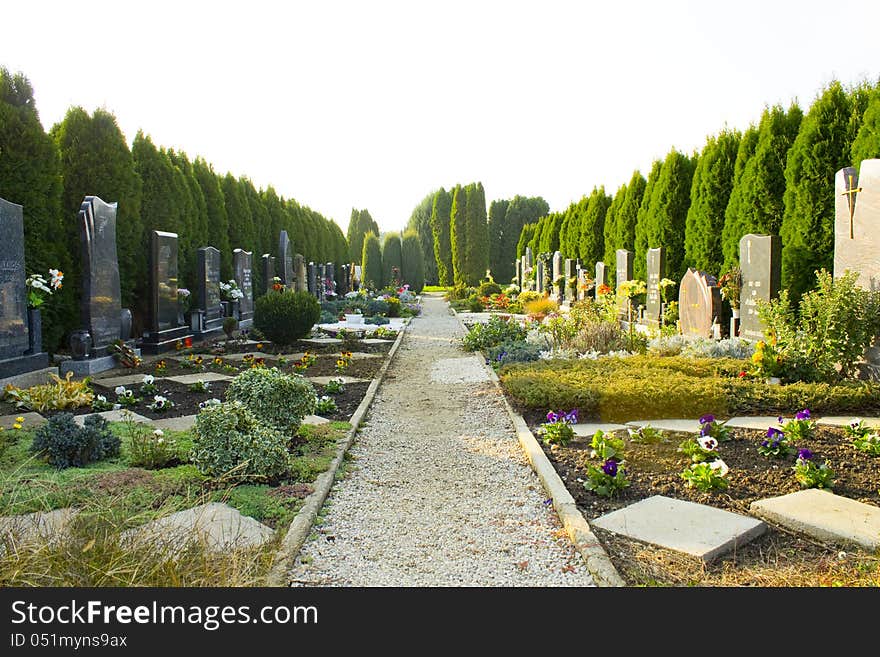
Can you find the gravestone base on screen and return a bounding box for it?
[238,315,254,330]
[0,352,50,380]
[139,327,194,355]
[59,341,141,377]
[0,359,53,389]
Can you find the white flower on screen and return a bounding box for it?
[114,386,126,395]
[153,429,164,437]
[96,395,107,403]
[143,375,155,384]
[112,404,121,410]
[709,459,729,477]
[868,433,880,443]
[49,268,64,289]
[697,436,718,451]
[849,418,862,430]
[199,398,221,409]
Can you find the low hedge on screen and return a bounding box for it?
[499,355,880,422]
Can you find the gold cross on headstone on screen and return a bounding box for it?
[841,173,862,239]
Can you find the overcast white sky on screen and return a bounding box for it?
[4,1,879,234]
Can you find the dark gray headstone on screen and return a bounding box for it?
[615,249,633,286]
[679,269,722,338]
[595,261,607,301]
[834,160,880,291]
[645,247,665,326]
[233,249,253,318]
[0,197,28,361]
[515,260,522,290]
[294,254,307,292]
[279,231,294,288]
[535,257,545,294]
[78,196,122,351]
[338,264,350,295]
[307,262,317,296]
[198,246,222,330]
[325,263,336,298]
[151,231,179,333]
[262,254,276,293]
[739,234,781,341]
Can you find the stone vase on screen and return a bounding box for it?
[26,307,42,355]
[221,301,232,317]
[69,329,92,360]
[120,308,132,340]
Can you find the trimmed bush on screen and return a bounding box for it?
[254,290,320,345]
[191,401,289,480]
[461,316,528,352]
[487,340,543,368]
[478,281,502,297]
[31,413,120,469]
[226,367,316,434]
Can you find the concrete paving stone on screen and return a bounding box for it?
[360,338,394,344]
[816,416,880,430]
[74,410,153,426]
[571,423,628,438]
[723,416,783,431]
[593,495,767,562]
[91,373,161,388]
[626,418,702,434]
[302,414,330,426]
[152,414,197,432]
[0,508,78,548]
[124,502,274,553]
[306,375,370,386]
[302,337,343,344]
[0,411,46,430]
[164,372,234,385]
[750,489,880,551]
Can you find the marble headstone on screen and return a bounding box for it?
[615,249,633,287]
[739,234,781,341]
[552,251,562,298]
[524,247,533,269]
[262,254,276,293]
[294,254,307,292]
[595,262,607,301]
[78,196,122,352]
[233,249,254,319]
[0,197,28,361]
[834,160,880,291]
[279,231,294,289]
[151,231,179,333]
[679,269,722,338]
[644,247,665,326]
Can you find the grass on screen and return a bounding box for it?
[422,285,451,293]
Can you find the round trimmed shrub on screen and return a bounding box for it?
[192,401,289,480]
[31,413,120,469]
[226,367,316,434]
[254,290,320,345]
[479,281,502,296]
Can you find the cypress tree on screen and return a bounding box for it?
[465,182,489,284]
[641,149,695,283]
[430,188,453,285]
[346,209,362,264]
[405,192,438,285]
[0,68,69,351]
[780,81,854,303]
[401,230,425,292]
[603,183,627,279]
[528,215,544,255]
[52,107,143,325]
[559,204,578,259]
[168,150,209,292]
[222,176,256,278]
[633,160,662,280]
[449,184,468,287]
[241,179,269,294]
[720,125,760,271]
[500,196,548,280]
[516,223,536,259]
[683,129,740,274]
[361,231,382,290]
[382,232,402,287]
[578,186,610,270]
[487,199,509,280]
[617,171,646,257]
[193,157,231,278]
[851,85,880,165]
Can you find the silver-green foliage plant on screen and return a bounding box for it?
[758,270,880,381]
[226,367,316,434]
[192,401,289,479]
[681,338,754,360]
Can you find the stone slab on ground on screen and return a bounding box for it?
[723,416,783,431]
[152,414,197,432]
[306,375,370,386]
[360,338,394,345]
[74,410,153,426]
[302,414,330,426]
[92,373,159,388]
[816,416,880,429]
[592,495,767,562]
[0,411,46,430]
[571,423,628,438]
[0,508,78,547]
[164,372,234,385]
[125,502,274,553]
[301,337,343,345]
[626,418,702,434]
[429,356,490,384]
[60,354,129,378]
[750,489,880,551]
[0,366,59,391]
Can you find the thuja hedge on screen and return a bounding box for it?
[499,356,880,423]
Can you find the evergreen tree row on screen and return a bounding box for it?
[0,68,348,349]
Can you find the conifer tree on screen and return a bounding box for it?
[401,230,425,292]
[449,184,468,287]
[405,192,438,285]
[221,176,256,282]
[499,196,549,280]
[720,125,760,271]
[617,170,646,258]
[603,183,627,279]
[633,159,663,280]
[193,157,232,278]
[487,199,509,280]
[851,85,880,165]
[578,186,610,270]
[382,232,402,287]
[465,182,489,284]
[168,150,209,291]
[516,223,536,259]
[361,231,383,290]
[430,188,453,286]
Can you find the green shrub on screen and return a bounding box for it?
[479,281,502,296]
[467,294,484,312]
[461,316,528,352]
[226,367,316,434]
[486,340,542,368]
[364,315,390,325]
[366,299,389,316]
[191,401,289,480]
[254,290,320,345]
[31,413,120,469]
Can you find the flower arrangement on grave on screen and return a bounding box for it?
[114,386,139,407]
[749,337,784,380]
[111,340,142,368]
[220,279,244,302]
[718,267,742,310]
[146,395,175,412]
[272,276,284,292]
[335,351,353,374]
[698,414,731,442]
[177,288,191,311]
[189,380,211,393]
[25,269,63,308]
[658,278,676,305]
[140,375,159,395]
[778,409,815,442]
[154,360,167,375]
[757,427,794,459]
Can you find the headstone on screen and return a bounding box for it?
[279,231,294,289]
[563,258,575,302]
[324,262,336,298]
[834,160,880,291]
[595,261,607,301]
[294,254,307,292]
[615,249,633,315]
[644,247,665,326]
[535,257,545,294]
[307,262,317,296]
[197,246,223,335]
[524,247,533,269]
[338,264,350,296]
[233,249,254,326]
[739,234,781,341]
[78,196,122,353]
[0,197,29,362]
[552,251,562,299]
[515,260,522,290]
[262,254,276,293]
[678,269,722,338]
[141,231,192,354]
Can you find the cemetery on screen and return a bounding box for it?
[2,64,880,588]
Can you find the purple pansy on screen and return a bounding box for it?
[563,409,579,424]
[601,459,618,477]
[797,448,813,461]
[699,414,715,425]
[767,427,784,439]
[546,411,559,423]
[795,409,811,421]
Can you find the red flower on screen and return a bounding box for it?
[184,337,193,348]
[738,371,747,378]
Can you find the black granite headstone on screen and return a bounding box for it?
[198,246,223,331]
[0,197,28,361]
[307,262,317,296]
[153,232,179,332]
[739,234,781,341]
[78,196,122,352]
[262,254,276,293]
[279,231,294,289]
[233,249,253,318]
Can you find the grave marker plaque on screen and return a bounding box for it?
[679,269,722,338]
[739,234,780,341]
[645,247,665,326]
[78,196,122,352]
[0,197,28,361]
[307,262,317,296]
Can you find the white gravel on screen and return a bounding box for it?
[287,294,595,587]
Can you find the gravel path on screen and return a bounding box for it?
[288,294,595,587]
